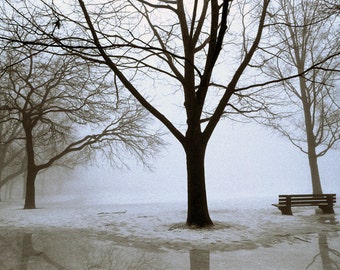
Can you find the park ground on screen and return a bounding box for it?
[0,197,339,269]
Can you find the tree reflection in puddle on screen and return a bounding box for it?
[0,232,170,270]
[190,249,210,270]
[306,216,340,270]
[0,229,339,270]
[302,232,340,270]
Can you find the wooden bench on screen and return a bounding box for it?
[272,194,336,215]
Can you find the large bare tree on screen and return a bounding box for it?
[256,0,340,194]
[0,45,162,209]
[73,0,271,227]
[1,0,337,226]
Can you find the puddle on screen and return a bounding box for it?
[0,230,339,270]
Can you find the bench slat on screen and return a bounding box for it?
[275,203,329,207]
[280,201,330,205]
[279,194,336,197]
[278,194,335,200]
[279,197,335,201]
[278,198,335,201]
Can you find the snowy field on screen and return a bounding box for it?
[0,197,339,270]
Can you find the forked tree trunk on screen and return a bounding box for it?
[184,133,213,227]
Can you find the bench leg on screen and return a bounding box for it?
[279,206,292,215]
[319,205,334,214]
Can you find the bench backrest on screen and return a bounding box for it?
[278,194,336,206]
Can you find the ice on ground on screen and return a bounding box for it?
[0,197,339,269]
[0,197,339,251]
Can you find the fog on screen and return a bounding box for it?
[40,120,340,206]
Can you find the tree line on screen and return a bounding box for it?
[0,0,339,227]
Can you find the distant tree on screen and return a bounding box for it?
[1,0,337,226]
[256,0,340,194]
[0,117,26,201]
[0,46,162,209]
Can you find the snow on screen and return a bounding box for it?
[1,197,339,269]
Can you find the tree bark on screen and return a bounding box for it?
[24,168,37,209]
[23,119,38,209]
[308,148,323,194]
[298,74,323,195]
[184,131,213,227]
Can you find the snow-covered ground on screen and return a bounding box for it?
[0,197,339,270]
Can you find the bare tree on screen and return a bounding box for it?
[73,0,272,227]
[0,45,162,209]
[256,0,340,194]
[0,117,26,201]
[1,0,337,226]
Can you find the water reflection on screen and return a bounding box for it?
[317,215,338,225]
[305,215,340,270]
[0,229,339,270]
[304,233,340,270]
[0,232,169,270]
[20,233,67,270]
[190,249,210,270]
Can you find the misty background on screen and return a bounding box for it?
[4,119,338,205]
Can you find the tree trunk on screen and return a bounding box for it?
[297,68,323,195]
[308,148,323,194]
[184,133,213,227]
[23,154,28,200]
[302,86,322,194]
[23,120,38,209]
[0,144,6,202]
[24,168,37,209]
